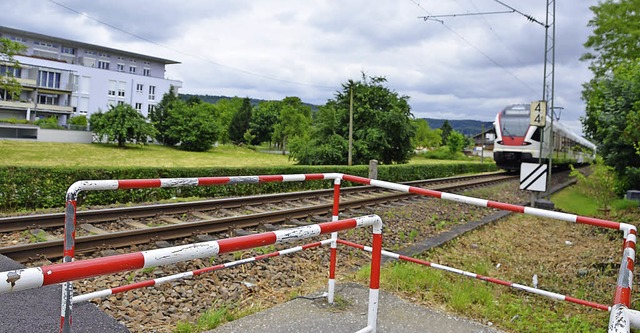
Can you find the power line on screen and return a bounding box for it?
[409,0,537,93]
[493,0,546,27]
[47,0,335,90]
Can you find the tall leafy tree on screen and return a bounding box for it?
[412,119,442,149]
[250,100,280,146]
[213,97,243,144]
[165,101,220,152]
[581,0,640,77]
[272,97,311,154]
[228,97,252,144]
[90,104,156,147]
[149,85,179,146]
[440,120,453,145]
[289,74,415,165]
[582,61,640,190]
[581,0,640,190]
[0,38,27,100]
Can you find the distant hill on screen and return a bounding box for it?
[422,118,493,136]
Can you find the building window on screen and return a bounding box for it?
[135,103,142,112]
[38,94,59,105]
[117,63,125,72]
[38,71,61,88]
[0,65,21,78]
[148,104,156,114]
[117,101,125,106]
[143,68,150,76]
[136,84,144,93]
[117,81,126,98]
[97,60,110,70]
[148,85,156,100]
[108,80,117,96]
[61,46,75,55]
[129,66,136,74]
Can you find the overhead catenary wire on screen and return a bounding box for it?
[409,0,537,93]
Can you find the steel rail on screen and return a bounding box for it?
[0,174,515,262]
[0,172,509,233]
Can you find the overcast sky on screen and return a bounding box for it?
[1,0,599,133]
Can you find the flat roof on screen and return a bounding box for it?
[0,25,180,65]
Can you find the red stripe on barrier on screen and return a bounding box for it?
[193,264,226,276]
[305,174,326,180]
[337,239,366,250]
[342,174,371,185]
[319,219,358,234]
[217,233,278,254]
[198,177,231,186]
[397,255,433,267]
[369,233,383,290]
[487,201,525,213]
[111,280,155,294]
[564,296,610,311]
[302,242,323,250]
[332,183,341,217]
[259,175,284,182]
[613,286,631,307]
[42,253,145,285]
[255,252,280,260]
[476,275,512,287]
[576,216,621,230]
[329,247,337,279]
[118,179,162,189]
[408,187,443,198]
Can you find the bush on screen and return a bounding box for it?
[0,163,497,211]
[570,158,617,210]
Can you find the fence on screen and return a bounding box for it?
[0,172,638,333]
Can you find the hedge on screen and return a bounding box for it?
[0,163,497,211]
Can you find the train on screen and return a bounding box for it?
[493,104,596,171]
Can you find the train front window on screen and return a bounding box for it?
[500,113,529,138]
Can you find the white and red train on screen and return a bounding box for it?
[493,104,596,171]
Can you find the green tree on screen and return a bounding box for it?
[289,74,415,165]
[228,97,252,144]
[582,61,640,190]
[446,131,467,154]
[273,97,311,154]
[250,100,280,146]
[440,120,453,145]
[0,38,27,100]
[214,97,243,144]
[581,0,640,77]
[412,119,442,149]
[90,104,156,147]
[149,85,179,146]
[165,101,220,152]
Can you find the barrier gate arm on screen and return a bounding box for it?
[0,214,383,333]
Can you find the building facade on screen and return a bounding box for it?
[0,26,182,127]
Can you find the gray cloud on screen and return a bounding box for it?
[0,0,599,134]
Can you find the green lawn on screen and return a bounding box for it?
[0,140,488,168]
[0,141,295,168]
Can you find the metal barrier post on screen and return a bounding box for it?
[328,178,342,303]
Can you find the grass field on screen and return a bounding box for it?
[0,141,295,168]
[0,140,487,168]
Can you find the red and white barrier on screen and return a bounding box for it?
[20,172,638,332]
[73,239,334,303]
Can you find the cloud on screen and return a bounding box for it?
[0,0,599,133]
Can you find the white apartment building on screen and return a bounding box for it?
[0,26,182,128]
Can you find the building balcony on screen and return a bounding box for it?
[0,99,36,111]
[35,104,73,114]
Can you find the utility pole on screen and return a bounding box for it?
[348,84,354,166]
[542,0,556,198]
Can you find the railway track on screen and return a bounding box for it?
[0,172,516,262]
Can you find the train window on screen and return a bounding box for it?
[501,113,529,137]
